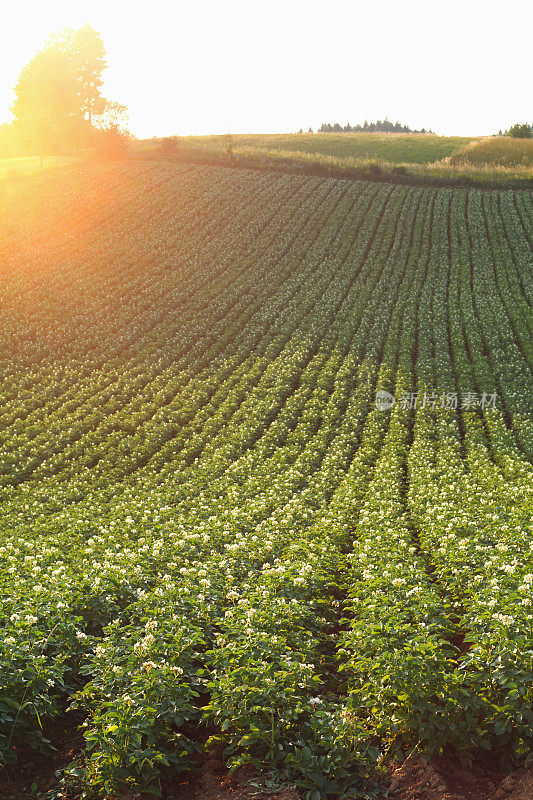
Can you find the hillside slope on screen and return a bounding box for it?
[446,136,533,168]
[161,132,477,164]
[0,163,532,797]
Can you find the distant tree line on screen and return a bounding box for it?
[318,119,432,134]
[504,123,532,139]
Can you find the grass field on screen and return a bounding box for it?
[163,132,478,164]
[445,136,533,167]
[0,154,75,180]
[138,132,533,187]
[0,162,532,798]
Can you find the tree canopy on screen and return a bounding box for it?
[319,119,430,134]
[69,24,107,123]
[10,24,113,154]
[506,123,532,139]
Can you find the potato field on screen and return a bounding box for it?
[0,162,532,798]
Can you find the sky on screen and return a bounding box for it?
[1,0,531,138]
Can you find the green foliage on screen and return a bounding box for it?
[0,163,531,795]
[0,613,91,764]
[138,132,533,186]
[92,126,130,160]
[163,131,475,165]
[319,118,428,134]
[157,136,181,155]
[74,610,205,795]
[69,24,107,124]
[11,45,82,153]
[507,123,532,139]
[10,24,117,155]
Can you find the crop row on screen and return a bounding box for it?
[0,163,531,796]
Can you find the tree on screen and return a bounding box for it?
[11,25,111,159]
[316,119,426,134]
[70,24,107,124]
[11,44,81,163]
[158,136,180,155]
[94,100,128,132]
[92,101,130,158]
[506,123,532,139]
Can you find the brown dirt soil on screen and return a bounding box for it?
[382,755,533,800]
[0,716,84,800]
[1,731,532,800]
[162,748,300,800]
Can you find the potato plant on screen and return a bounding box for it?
[0,162,531,795]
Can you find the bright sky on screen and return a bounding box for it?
[2,0,531,138]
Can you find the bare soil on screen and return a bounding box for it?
[162,753,300,800]
[0,716,84,800]
[1,728,532,800]
[380,755,533,800]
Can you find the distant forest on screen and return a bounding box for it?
[318,119,432,134]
